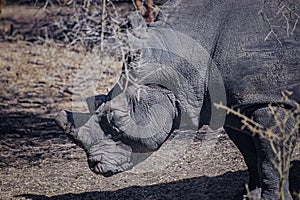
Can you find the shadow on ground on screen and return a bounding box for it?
[0,112,62,136]
[0,112,69,168]
[16,161,300,200]
[1,112,300,200]
[17,170,248,200]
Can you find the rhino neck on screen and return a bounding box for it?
[126,27,211,130]
[161,0,232,51]
[124,0,232,130]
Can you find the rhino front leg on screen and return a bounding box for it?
[253,106,298,200]
[224,124,262,196]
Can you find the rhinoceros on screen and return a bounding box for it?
[55,0,300,199]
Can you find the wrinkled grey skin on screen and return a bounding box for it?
[56,0,300,199]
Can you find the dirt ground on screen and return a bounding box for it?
[0,4,300,200]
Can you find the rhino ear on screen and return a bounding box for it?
[109,85,178,152]
[86,94,107,113]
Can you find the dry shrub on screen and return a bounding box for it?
[216,92,300,199]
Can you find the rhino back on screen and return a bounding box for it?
[162,0,300,108]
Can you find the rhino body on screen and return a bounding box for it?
[56,0,300,199]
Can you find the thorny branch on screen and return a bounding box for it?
[215,92,300,199]
[1,0,130,53]
[259,0,300,44]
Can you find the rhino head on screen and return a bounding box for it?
[55,84,179,177]
[55,7,227,176]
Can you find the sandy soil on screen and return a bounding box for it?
[0,4,299,200]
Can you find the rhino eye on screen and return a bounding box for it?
[107,112,113,121]
[103,112,120,132]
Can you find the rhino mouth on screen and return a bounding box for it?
[86,140,135,177]
[89,162,117,177]
[88,159,133,177]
